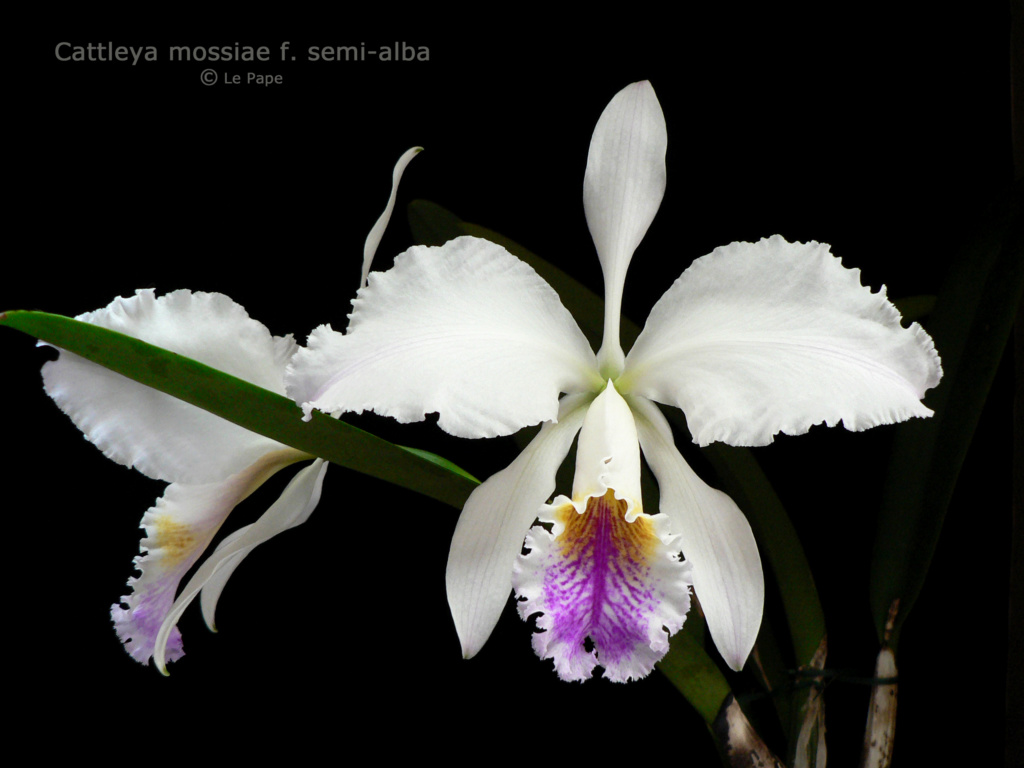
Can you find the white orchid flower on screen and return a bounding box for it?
[41,148,420,673]
[287,81,942,682]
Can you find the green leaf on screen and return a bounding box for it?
[396,446,480,484]
[869,186,1024,648]
[662,614,786,767]
[746,612,795,738]
[1,310,479,509]
[701,440,826,668]
[407,198,464,248]
[891,294,937,322]
[676,413,828,759]
[657,613,734,727]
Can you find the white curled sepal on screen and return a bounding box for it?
[445,393,592,659]
[361,147,422,289]
[111,448,311,666]
[151,458,328,674]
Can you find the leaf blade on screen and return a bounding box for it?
[1,309,479,509]
[868,187,1023,647]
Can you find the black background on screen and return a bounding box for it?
[7,8,1014,765]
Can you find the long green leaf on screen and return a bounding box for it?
[657,613,733,727]
[868,185,1023,647]
[891,294,937,322]
[702,441,826,666]
[696,426,828,764]
[1,310,479,509]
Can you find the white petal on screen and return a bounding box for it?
[110,448,307,667]
[153,458,328,674]
[630,395,763,671]
[569,381,642,515]
[583,81,667,369]
[42,289,296,484]
[198,459,328,631]
[622,236,943,447]
[361,147,422,289]
[446,393,592,658]
[288,236,601,438]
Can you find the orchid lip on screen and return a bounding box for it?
[514,488,692,682]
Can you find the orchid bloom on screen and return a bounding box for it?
[287,81,942,681]
[41,148,420,673]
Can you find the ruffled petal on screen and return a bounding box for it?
[446,393,592,658]
[582,80,667,371]
[42,289,296,484]
[513,383,692,682]
[198,459,328,632]
[288,236,601,438]
[630,396,763,671]
[111,448,308,667]
[622,236,943,447]
[361,147,422,289]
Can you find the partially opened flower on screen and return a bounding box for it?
[41,148,420,672]
[288,82,942,681]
